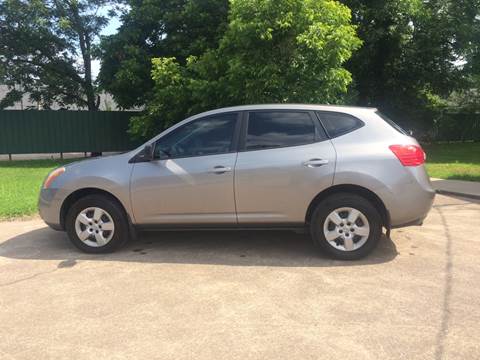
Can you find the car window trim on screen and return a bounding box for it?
[238,109,328,152]
[315,110,365,139]
[375,110,408,135]
[139,111,242,161]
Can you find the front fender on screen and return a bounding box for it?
[50,154,135,220]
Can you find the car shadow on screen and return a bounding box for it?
[0,226,398,267]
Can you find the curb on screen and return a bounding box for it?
[435,189,480,201]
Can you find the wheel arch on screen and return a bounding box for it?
[60,188,129,230]
[305,184,390,230]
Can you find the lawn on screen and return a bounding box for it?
[0,158,80,219]
[423,142,480,182]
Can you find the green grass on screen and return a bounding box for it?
[423,142,480,182]
[0,158,81,219]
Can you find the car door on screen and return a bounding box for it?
[234,110,336,224]
[130,112,241,225]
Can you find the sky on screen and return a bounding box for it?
[91,11,122,79]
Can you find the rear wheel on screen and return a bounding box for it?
[310,193,382,260]
[65,194,129,253]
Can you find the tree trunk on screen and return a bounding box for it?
[68,1,97,111]
[78,33,97,111]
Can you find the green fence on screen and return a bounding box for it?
[0,110,142,154]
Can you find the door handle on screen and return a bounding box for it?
[209,165,232,174]
[303,158,329,168]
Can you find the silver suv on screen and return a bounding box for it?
[39,104,435,260]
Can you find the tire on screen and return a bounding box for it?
[310,193,382,260]
[65,194,130,253]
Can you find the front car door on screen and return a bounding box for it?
[234,110,336,225]
[130,112,240,225]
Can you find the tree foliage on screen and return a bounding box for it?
[2,0,477,139]
[342,0,480,130]
[0,0,119,110]
[98,0,229,108]
[130,0,362,138]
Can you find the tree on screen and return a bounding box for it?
[98,0,229,109]
[130,0,362,138]
[342,0,480,131]
[0,0,120,110]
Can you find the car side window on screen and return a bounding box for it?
[317,111,364,138]
[154,113,238,159]
[375,111,408,135]
[245,111,317,151]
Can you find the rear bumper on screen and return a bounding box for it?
[391,189,435,227]
[378,167,435,228]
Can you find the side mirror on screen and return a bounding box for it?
[128,143,155,163]
[143,144,154,161]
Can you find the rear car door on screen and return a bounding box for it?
[234,110,336,225]
[130,112,240,225]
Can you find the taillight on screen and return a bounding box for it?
[389,144,426,166]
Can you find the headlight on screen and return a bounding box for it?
[43,167,66,189]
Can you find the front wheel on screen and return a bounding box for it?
[65,194,130,253]
[310,193,382,260]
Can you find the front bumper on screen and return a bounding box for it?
[38,188,64,230]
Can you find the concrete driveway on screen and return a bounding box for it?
[0,195,479,359]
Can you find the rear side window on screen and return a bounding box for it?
[375,111,408,135]
[245,111,317,150]
[317,111,363,138]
